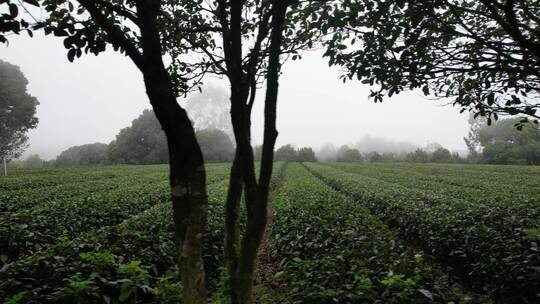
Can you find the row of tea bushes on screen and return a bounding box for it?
[0,164,231,266]
[0,179,230,303]
[327,163,540,205]
[306,163,540,303]
[269,163,486,303]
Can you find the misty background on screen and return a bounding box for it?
[0,32,469,160]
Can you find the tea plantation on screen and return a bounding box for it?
[0,162,538,303]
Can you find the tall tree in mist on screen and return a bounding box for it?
[0,59,39,174]
[55,143,109,166]
[184,84,234,138]
[108,109,169,165]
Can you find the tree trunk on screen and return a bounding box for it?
[142,68,209,304]
[137,2,208,303]
[224,1,289,303]
[225,152,243,300]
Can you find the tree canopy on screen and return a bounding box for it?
[466,116,540,164]
[316,0,540,125]
[108,109,169,165]
[184,85,233,139]
[108,109,234,164]
[431,147,453,163]
[274,144,297,162]
[55,143,108,166]
[405,148,430,163]
[196,128,234,163]
[0,59,39,161]
[337,145,363,162]
[296,147,317,162]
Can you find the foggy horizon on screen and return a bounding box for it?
[1,32,470,160]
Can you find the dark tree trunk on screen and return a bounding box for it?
[225,151,243,299]
[143,72,209,304]
[136,2,209,303]
[223,1,289,303]
[74,1,209,302]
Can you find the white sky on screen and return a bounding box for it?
[1,33,470,160]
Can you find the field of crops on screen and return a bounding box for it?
[0,162,539,303]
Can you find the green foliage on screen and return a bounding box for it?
[308,163,540,302]
[482,142,540,165]
[55,143,109,166]
[0,170,170,265]
[108,109,169,165]
[295,147,317,162]
[337,145,363,162]
[405,149,429,163]
[465,117,540,165]
[117,261,152,302]
[430,147,452,163]
[270,164,484,303]
[0,164,233,303]
[108,109,234,164]
[274,144,297,162]
[0,160,538,303]
[3,291,27,304]
[196,128,234,163]
[51,274,99,303]
[0,59,39,161]
[152,271,183,304]
[476,117,540,147]
[314,0,540,122]
[367,151,383,163]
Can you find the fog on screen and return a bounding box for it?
[1,33,469,160]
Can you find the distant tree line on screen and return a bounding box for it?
[314,144,462,164]
[57,109,235,166]
[13,113,539,168]
[274,144,317,163]
[311,117,540,166]
[9,110,235,168]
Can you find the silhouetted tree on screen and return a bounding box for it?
[431,147,453,163]
[274,144,297,162]
[184,84,233,138]
[337,146,363,162]
[196,128,234,163]
[318,144,337,162]
[406,149,429,163]
[109,110,235,164]
[55,143,109,166]
[108,110,169,165]
[23,154,45,168]
[296,147,317,162]
[367,151,383,163]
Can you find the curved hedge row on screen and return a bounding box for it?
[0,164,230,266]
[0,170,166,214]
[0,178,230,303]
[306,163,540,303]
[269,163,486,303]
[327,163,540,205]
